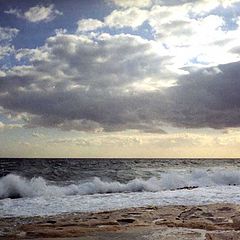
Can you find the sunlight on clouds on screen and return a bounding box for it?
[5,4,62,23]
[125,77,177,93]
[110,0,152,8]
[102,1,240,68]
[77,19,104,32]
[105,7,149,29]
[0,121,22,130]
[191,0,220,15]
[24,5,62,22]
[221,0,240,8]
[16,129,239,157]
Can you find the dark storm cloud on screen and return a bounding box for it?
[1,32,240,132]
[165,62,240,129]
[0,33,172,132]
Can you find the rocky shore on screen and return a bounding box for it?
[1,203,240,239]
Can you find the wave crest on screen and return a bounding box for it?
[1,169,240,199]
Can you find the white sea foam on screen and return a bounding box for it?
[1,168,240,199]
[2,185,240,217]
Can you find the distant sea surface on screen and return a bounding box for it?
[1,158,240,217]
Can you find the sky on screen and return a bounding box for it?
[1,0,240,158]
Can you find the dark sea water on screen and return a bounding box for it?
[1,158,240,217]
[2,158,240,182]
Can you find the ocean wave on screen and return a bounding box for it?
[1,169,240,199]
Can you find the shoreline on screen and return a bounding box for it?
[1,203,240,239]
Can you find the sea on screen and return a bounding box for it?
[1,158,240,217]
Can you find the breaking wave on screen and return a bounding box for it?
[1,169,240,199]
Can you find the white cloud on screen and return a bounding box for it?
[110,0,152,8]
[149,6,225,46]
[0,121,22,130]
[48,135,142,147]
[191,0,240,13]
[15,48,49,62]
[153,0,240,9]
[190,0,221,15]
[102,0,240,67]
[32,132,45,138]
[105,7,149,29]
[5,4,62,23]
[46,129,240,149]
[0,45,14,60]
[4,8,22,18]
[0,27,19,41]
[0,27,18,60]
[77,19,104,32]
[147,3,240,67]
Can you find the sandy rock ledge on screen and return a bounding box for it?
[1,203,240,239]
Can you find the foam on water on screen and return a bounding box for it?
[2,185,240,217]
[2,168,240,217]
[1,168,240,199]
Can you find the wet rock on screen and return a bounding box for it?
[46,220,57,224]
[1,203,240,239]
[16,231,26,238]
[117,218,136,225]
[232,215,240,230]
[92,221,119,226]
[205,231,240,240]
[153,218,167,224]
[201,212,214,217]
[179,207,203,219]
[128,212,142,215]
[218,207,233,212]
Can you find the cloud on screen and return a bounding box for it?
[0,32,173,132]
[77,19,104,32]
[48,135,142,147]
[104,1,233,30]
[47,130,240,150]
[102,1,240,68]
[77,8,149,31]
[0,27,19,42]
[0,45,14,60]
[48,137,90,146]
[1,31,240,131]
[1,1,240,132]
[0,27,19,60]
[28,118,103,133]
[110,0,152,8]
[153,0,240,9]
[164,61,240,129]
[149,6,225,45]
[5,4,62,23]
[105,7,149,29]
[0,121,22,130]
[0,121,5,129]
[32,132,45,138]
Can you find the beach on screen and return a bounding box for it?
[1,203,240,239]
[2,159,240,239]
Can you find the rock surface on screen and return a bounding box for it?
[1,203,240,239]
